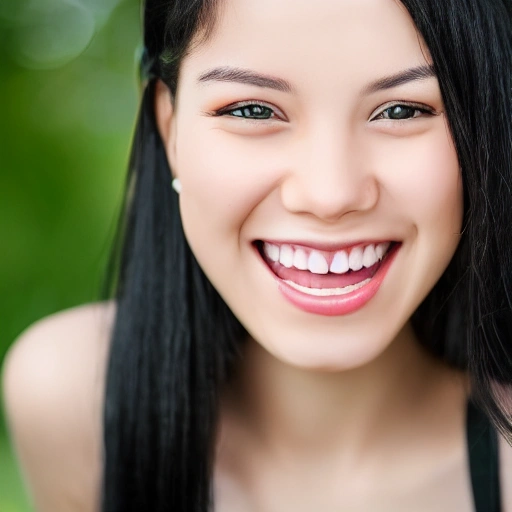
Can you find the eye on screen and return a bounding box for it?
[371,103,435,121]
[211,101,282,121]
[228,104,274,119]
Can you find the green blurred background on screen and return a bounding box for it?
[0,0,141,509]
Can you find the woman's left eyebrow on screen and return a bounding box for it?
[363,65,437,94]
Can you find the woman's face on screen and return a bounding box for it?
[158,0,463,370]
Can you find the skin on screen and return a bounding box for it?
[163,0,463,372]
[2,0,512,510]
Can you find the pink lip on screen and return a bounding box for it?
[262,238,393,253]
[260,242,400,316]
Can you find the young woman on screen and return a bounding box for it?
[3,0,512,511]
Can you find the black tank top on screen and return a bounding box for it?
[467,401,502,512]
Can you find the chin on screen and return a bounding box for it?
[245,319,406,373]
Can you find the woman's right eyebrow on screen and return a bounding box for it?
[197,66,294,93]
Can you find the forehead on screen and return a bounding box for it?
[181,0,430,88]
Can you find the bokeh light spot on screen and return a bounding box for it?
[9,0,96,69]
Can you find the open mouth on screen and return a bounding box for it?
[254,240,400,316]
[256,240,396,295]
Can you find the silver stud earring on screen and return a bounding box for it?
[172,178,182,194]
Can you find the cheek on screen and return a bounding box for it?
[175,119,287,235]
[377,126,463,233]
[378,126,463,308]
[173,119,276,280]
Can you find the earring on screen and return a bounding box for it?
[172,178,182,194]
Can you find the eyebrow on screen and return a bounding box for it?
[197,66,294,93]
[196,64,437,95]
[363,65,437,94]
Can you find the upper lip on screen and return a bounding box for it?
[256,239,398,253]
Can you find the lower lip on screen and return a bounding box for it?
[266,244,400,316]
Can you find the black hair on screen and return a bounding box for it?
[403,0,512,432]
[101,1,512,511]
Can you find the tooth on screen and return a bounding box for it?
[362,245,377,268]
[348,246,364,271]
[264,243,280,262]
[330,250,349,274]
[279,244,294,268]
[308,250,329,274]
[376,242,390,260]
[293,248,308,270]
[284,278,371,296]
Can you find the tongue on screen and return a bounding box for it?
[270,260,380,289]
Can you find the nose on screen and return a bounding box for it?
[280,130,379,222]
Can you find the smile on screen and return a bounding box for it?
[256,240,400,316]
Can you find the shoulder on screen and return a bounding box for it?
[2,302,115,512]
[500,434,512,511]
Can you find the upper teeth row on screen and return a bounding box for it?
[263,242,390,275]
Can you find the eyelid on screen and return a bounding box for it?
[369,100,437,121]
[208,100,288,121]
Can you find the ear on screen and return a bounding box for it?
[154,79,178,175]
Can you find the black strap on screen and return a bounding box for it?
[466,400,502,512]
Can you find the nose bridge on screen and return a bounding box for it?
[280,124,378,221]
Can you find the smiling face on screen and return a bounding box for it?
[156,0,463,370]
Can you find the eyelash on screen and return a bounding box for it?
[370,102,436,121]
[210,100,282,121]
[209,100,436,122]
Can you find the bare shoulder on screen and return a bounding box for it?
[500,434,512,511]
[2,302,115,512]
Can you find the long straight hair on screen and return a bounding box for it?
[403,0,512,433]
[102,1,512,510]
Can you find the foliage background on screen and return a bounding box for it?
[0,1,141,509]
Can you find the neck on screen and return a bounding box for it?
[221,323,467,461]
